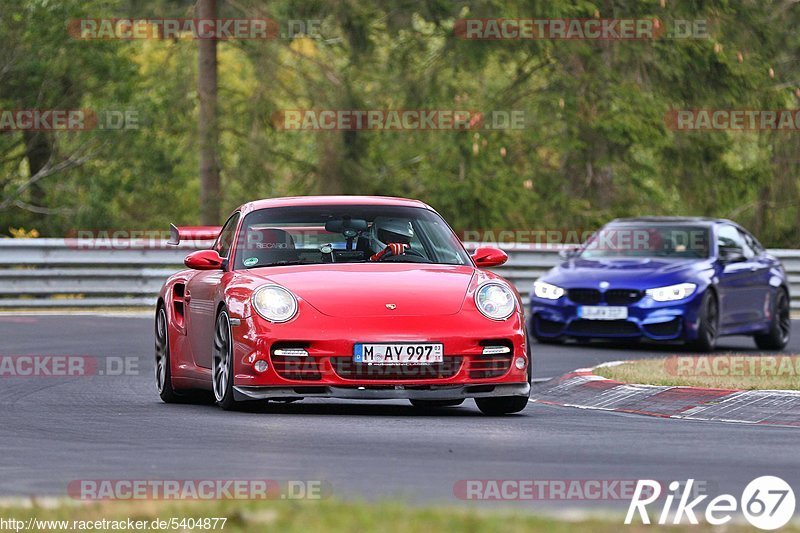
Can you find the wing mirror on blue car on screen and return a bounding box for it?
[558,247,580,260]
[718,246,746,263]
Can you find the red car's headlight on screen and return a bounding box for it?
[252,285,298,323]
[475,282,516,320]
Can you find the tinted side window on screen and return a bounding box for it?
[737,229,756,259]
[215,212,240,258]
[717,224,753,258]
[741,230,764,255]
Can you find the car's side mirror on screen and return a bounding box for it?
[558,247,580,260]
[184,249,224,270]
[472,247,508,268]
[718,246,746,263]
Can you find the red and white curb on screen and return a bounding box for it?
[532,362,800,428]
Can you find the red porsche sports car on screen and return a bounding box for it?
[155,196,530,414]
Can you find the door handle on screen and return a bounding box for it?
[184,291,192,304]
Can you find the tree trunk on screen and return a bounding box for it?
[197,0,220,224]
[318,133,344,194]
[22,130,51,212]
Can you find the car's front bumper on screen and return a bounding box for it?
[233,382,530,401]
[229,306,530,394]
[530,290,705,341]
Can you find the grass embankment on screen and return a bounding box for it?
[1,498,788,532]
[594,355,800,390]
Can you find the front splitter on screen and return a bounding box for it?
[233,382,530,401]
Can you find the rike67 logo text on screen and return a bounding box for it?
[626,477,795,530]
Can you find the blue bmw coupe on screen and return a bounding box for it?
[529,217,790,351]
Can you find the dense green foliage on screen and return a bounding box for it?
[1,0,799,245]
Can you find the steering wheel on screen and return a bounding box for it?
[378,247,427,262]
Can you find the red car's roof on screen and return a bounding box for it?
[238,195,432,215]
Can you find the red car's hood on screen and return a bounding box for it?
[246,263,476,317]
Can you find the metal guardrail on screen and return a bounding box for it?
[0,239,798,309]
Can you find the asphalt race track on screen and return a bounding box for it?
[2,314,799,510]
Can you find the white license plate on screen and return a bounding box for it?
[578,306,628,320]
[354,343,444,364]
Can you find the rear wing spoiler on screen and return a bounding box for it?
[167,223,222,245]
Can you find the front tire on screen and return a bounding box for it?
[754,288,791,350]
[689,290,718,352]
[213,309,237,410]
[475,337,531,415]
[475,395,529,415]
[155,306,180,403]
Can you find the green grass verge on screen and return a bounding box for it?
[594,356,800,390]
[0,499,794,532]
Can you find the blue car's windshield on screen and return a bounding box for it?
[579,225,710,259]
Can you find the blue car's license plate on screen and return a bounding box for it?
[578,306,628,320]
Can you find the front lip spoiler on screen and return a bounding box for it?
[233,383,530,401]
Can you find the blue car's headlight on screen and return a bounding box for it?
[532,280,565,300]
[646,283,697,302]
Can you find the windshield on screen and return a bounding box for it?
[578,225,710,259]
[232,204,471,269]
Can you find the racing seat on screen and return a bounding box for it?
[241,227,299,266]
